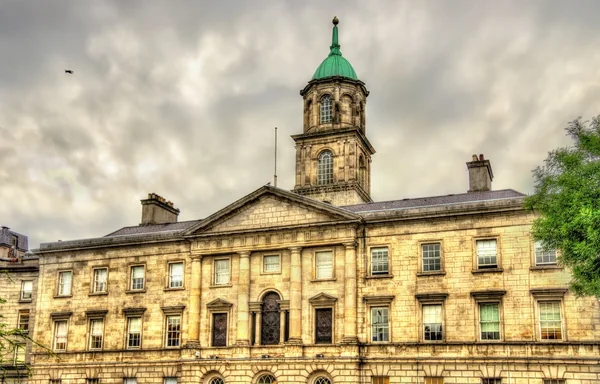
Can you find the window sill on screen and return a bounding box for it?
[125,289,146,294]
[365,274,394,279]
[416,271,446,277]
[210,284,233,289]
[88,292,108,296]
[18,298,33,303]
[530,265,562,271]
[260,271,282,276]
[164,287,185,292]
[310,278,337,283]
[53,294,72,299]
[472,268,504,274]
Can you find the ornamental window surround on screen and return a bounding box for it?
[161,306,185,348]
[309,293,337,344]
[416,293,448,342]
[531,288,567,342]
[88,318,105,350]
[206,299,232,347]
[470,290,506,342]
[364,295,394,343]
[317,150,334,185]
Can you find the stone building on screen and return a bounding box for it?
[30,18,599,384]
[0,227,38,384]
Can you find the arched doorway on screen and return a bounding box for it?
[261,291,280,345]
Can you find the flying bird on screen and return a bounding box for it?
[65,70,73,74]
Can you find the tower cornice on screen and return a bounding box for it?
[291,127,376,155]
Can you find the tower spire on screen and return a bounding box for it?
[329,16,341,56]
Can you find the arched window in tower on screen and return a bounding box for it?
[318,150,334,185]
[320,95,332,123]
[260,292,281,345]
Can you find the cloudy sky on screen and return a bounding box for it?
[1,1,599,248]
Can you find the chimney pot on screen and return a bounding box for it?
[479,154,484,161]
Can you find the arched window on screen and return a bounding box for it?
[257,374,277,384]
[320,95,332,123]
[260,292,281,345]
[314,377,332,384]
[318,150,334,185]
[209,378,224,384]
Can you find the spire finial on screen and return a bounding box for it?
[329,16,341,56]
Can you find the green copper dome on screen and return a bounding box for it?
[312,17,358,81]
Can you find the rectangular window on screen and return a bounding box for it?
[423,304,443,341]
[50,380,62,384]
[127,317,142,348]
[123,379,137,384]
[13,343,25,363]
[315,308,333,344]
[476,239,498,269]
[535,241,557,265]
[543,380,565,384]
[479,303,500,340]
[87,379,99,384]
[372,378,389,384]
[168,262,184,288]
[482,379,502,384]
[212,313,228,347]
[425,378,443,384]
[164,378,177,384]
[166,315,181,347]
[263,255,280,273]
[539,301,562,340]
[371,307,389,342]
[422,243,441,272]
[58,271,72,296]
[17,310,30,332]
[89,318,104,350]
[315,251,333,279]
[370,247,389,275]
[130,266,145,290]
[93,268,108,293]
[54,320,68,351]
[20,280,33,300]
[214,259,230,285]
[12,235,18,247]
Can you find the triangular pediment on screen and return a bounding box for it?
[309,292,338,305]
[206,298,233,309]
[184,186,361,235]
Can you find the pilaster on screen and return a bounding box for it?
[342,241,358,344]
[235,251,251,346]
[186,254,202,347]
[288,246,303,344]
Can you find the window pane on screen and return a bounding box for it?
[482,379,502,384]
[94,269,107,292]
[169,263,183,288]
[59,271,72,295]
[423,304,443,341]
[425,378,444,384]
[124,379,137,384]
[89,319,104,349]
[212,313,228,347]
[476,239,497,268]
[127,318,141,347]
[54,321,67,351]
[315,308,333,344]
[21,280,33,299]
[166,315,181,347]
[371,247,389,275]
[371,307,389,342]
[257,375,276,384]
[214,259,230,285]
[315,378,331,384]
[263,255,280,272]
[320,95,332,124]
[14,343,25,363]
[317,150,333,185]
[316,251,333,279]
[480,303,500,340]
[535,241,557,265]
[539,302,562,340]
[131,266,144,290]
[164,377,177,384]
[18,311,30,331]
[422,243,441,272]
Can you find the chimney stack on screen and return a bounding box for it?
[140,193,180,225]
[466,154,494,192]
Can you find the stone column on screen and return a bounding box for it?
[236,251,251,346]
[288,247,303,344]
[187,255,202,346]
[343,242,358,343]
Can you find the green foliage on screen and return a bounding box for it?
[524,116,600,297]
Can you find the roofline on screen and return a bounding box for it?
[104,219,200,237]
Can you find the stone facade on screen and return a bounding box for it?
[24,17,600,384]
[0,228,38,383]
